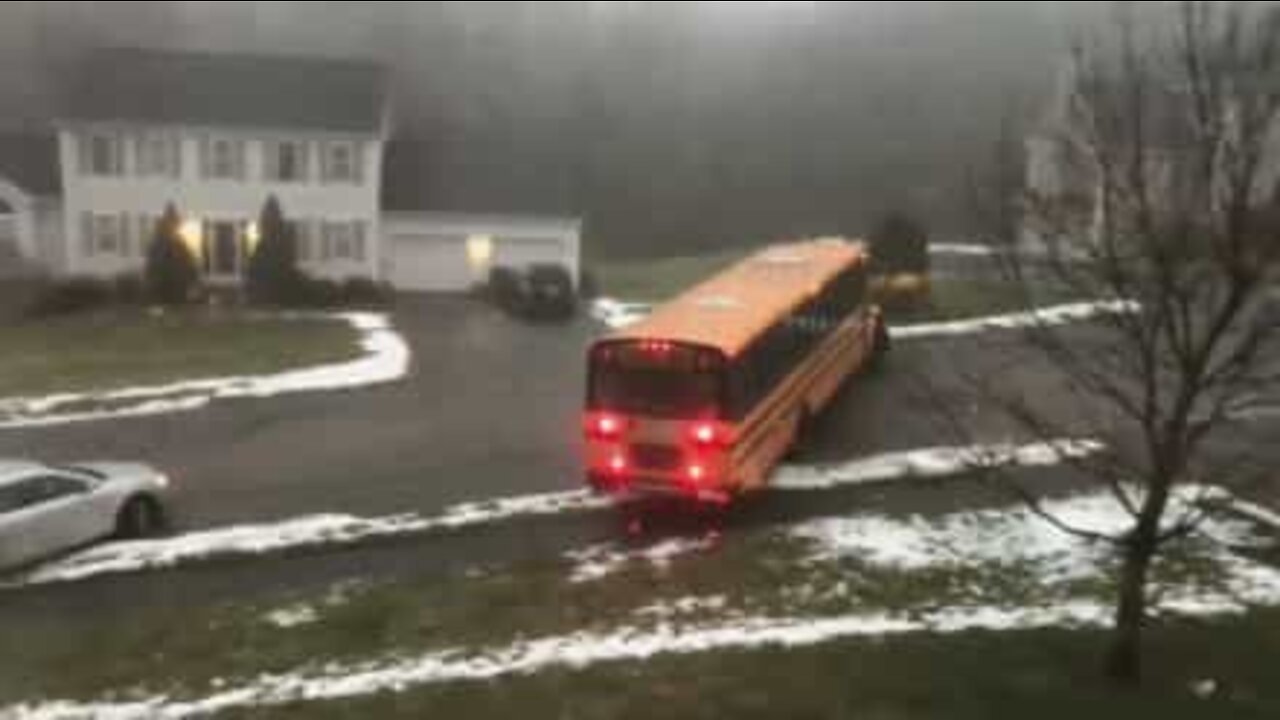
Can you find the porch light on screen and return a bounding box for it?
[179,219,204,257]
[245,221,261,252]
[467,234,495,271]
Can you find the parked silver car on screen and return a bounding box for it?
[0,461,172,572]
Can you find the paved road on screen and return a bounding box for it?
[0,290,1077,530]
[1,294,1272,531]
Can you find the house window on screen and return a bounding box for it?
[202,137,246,180]
[322,142,362,184]
[81,212,130,258]
[267,140,310,183]
[137,134,181,178]
[81,133,124,177]
[290,220,313,262]
[321,221,368,262]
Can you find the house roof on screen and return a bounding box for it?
[64,48,389,135]
[0,133,60,196]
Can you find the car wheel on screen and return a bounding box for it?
[868,317,891,372]
[116,496,165,540]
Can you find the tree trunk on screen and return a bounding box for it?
[1105,532,1157,686]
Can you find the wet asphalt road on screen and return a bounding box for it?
[0,296,596,529]
[0,293,1071,531]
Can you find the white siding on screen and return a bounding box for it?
[59,125,383,281]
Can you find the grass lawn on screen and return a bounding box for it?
[2,490,1275,713]
[0,310,366,398]
[247,611,1280,720]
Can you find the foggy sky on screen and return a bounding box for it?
[0,2,1106,251]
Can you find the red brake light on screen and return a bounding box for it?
[609,453,629,475]
[599,415,621,436]
[693,424,718,446]
[687,464,707,484]
[587,413,626,441]
[690,422,731,448]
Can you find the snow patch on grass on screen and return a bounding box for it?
[0,313,410,430]
[773,439,1103,491]
[1226,498,1280,532]
[0,603,1128,720]
[590,298,653,330]
[264,606,320,630]
[634,596,731,620]
[930,243,998,257]
[261,582,367,630]
[11,490,609,589]
[791,487,1280,614]
[566,535,720,584]
[890,301,1139,341]
[592,296,1136,340]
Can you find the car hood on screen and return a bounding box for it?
[75,463,169,491]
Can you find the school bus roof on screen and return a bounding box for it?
[610,239,869,358]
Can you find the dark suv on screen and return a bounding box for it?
[488,264,578,322]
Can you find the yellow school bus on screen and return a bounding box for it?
[584,239,887,504]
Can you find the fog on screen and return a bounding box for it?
[0,1,1104,256]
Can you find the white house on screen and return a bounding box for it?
[0,48,582,292]
[1026,61,1280,251]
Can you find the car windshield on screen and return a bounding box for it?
[50,466,107,483]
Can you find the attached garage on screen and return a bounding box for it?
[382,212,582,294]
[389,233,474,292]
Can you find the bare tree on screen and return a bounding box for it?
[958,0,1280,686]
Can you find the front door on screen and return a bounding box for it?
[204,221,240,283]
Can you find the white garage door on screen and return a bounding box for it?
[494,238,566,269]
[390,234,473,293]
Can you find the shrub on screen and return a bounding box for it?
[27,277,114,317]
[340,277,394,308]
[113,274,146,306]
[145,204,200,305]
[291,277,343,309]
[870,212,930,275]
[246,196,303,306]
